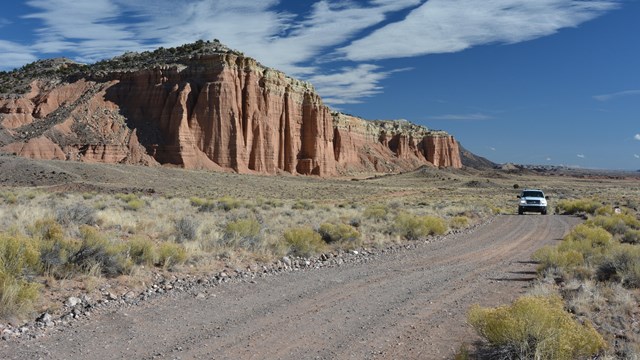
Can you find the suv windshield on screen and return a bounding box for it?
[522,191,544,198]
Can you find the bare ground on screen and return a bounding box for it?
[0,215,581,360]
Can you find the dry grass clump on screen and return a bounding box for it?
[468,295,606,360]
[363,204,389,221]
[318,222,361,249]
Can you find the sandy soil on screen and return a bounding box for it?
[0,215,580,360]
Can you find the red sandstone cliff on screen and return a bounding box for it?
[0,42,462,176]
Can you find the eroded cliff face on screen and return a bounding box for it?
[333,114,461,173]
[0,50,462,175]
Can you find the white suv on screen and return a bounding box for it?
[517,189,548,215]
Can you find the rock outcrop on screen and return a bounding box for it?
[0,41,462,176]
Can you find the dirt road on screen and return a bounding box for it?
[1,215,580,360]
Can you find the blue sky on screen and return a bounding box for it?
[1,0,639,170]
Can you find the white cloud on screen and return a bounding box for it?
[634,154,640,159]
[340,0,619,61]
[428,113,493,121]
[593,89,640,101]
[0,18,10,28]
[634,134,640,141]
[546,157,552,161]
[306,64,408,104]
[0,40,38,70]
[577,154,585,158]
[9,0,620,105]
[489,147,496,151]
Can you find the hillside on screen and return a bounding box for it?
[0,40,465,176]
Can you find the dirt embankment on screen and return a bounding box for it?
[0,215,580,360]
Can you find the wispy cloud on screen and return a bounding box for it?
[3,0,620,106]
[489,147,496,151]
[593,89,640,102]
[634,134,640,141]
[428,113,493,121]
[0,40,37,70]
[0,18,10,27]
[634,154,640,159]
[340,0,620,61]
[577,154,586,159]
[306,65,410,105]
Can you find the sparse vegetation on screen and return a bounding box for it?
[393,213,447,240]
[469,295,606,360]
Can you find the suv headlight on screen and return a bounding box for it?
[541,199,547,206]
[520,199,527,205]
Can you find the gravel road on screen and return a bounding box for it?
[1,215,580,360]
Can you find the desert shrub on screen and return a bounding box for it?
[56,203,96,226]
[318,223,361,245]
[40,237,81,278]
[283,227,326,257]
[533,246,584,272]
[222,218,261,248]
[561,224,613,253]
[292,200,314,210]
[115,193,138,202]
[0,192,18,204]
[393,213,448,240]
[115,193,145,211]
[588,214,640,236]
[127,237,158,266]
[125,198,145,211]
[596,244,640,288]
[363,204,389,221]
[174,217,199,243]
[217,196,243,211]
[190,197,216,211]
[557,199,601,215]
[449,216,470,229]
[468,295,606,360]
[67,226,130,276]
[621,229,640,244]
[32,218,64,241]
[157,242,187,268]
[0,233,41,318]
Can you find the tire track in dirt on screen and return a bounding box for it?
[0,215,580,360]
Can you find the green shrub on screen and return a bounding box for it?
[125,198,145,211]
[223,219,261,248]
[217,196,243,211]
[190,197,216,211]
[0,234,41,318]
[449,216,470,230]
[588,214,640,236]
[363,204,389,220]
[32,218,64,241]
[596,244,640,288]
[127,237,158,266]
[533,246,584,272]
[318,223,361,245]
[283,227,326,257]
[393,213,448,240]
[621,229,640,244]
[557,199,601,215]
[157,242,187,268]
[292,200,314,210]
[115,193,145,211]
[468,295,606,360]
